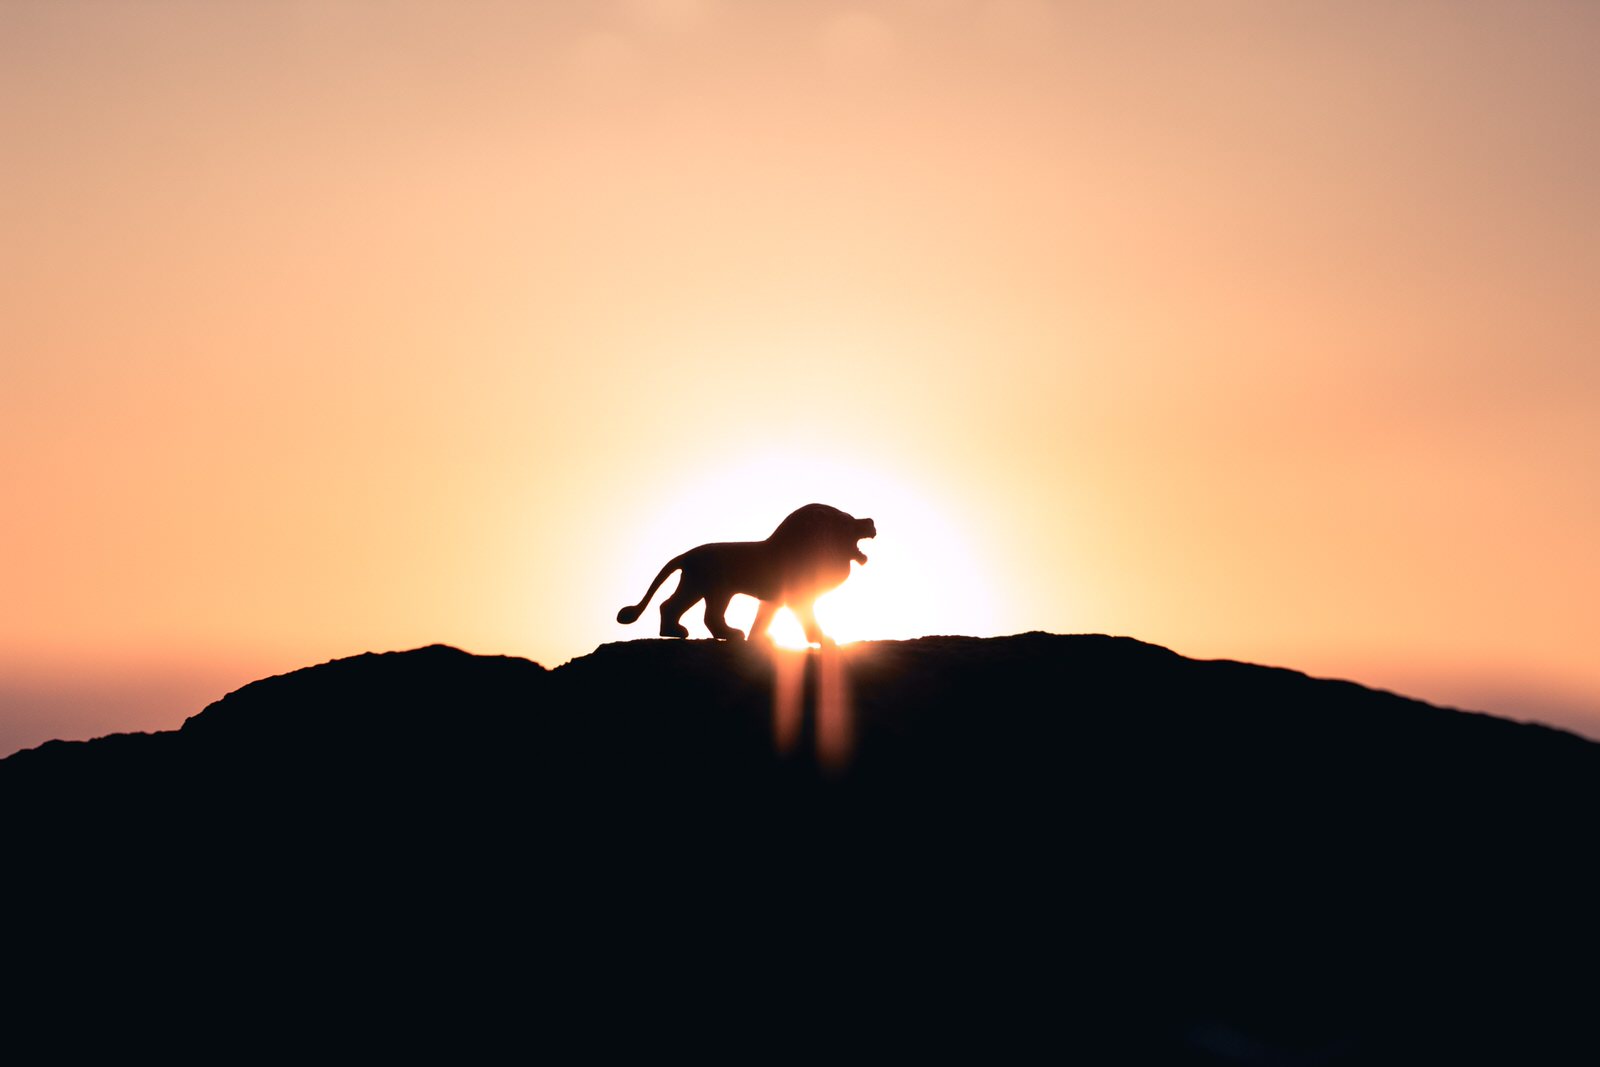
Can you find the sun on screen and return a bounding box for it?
[619,454,995,647]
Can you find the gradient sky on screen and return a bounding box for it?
[4,0,1597,756]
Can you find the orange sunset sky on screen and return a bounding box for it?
[3,1,1597,756]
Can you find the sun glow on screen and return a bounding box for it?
[616,455,996,648]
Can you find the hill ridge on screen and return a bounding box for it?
[7,632,1597,1059]
[6,632,1590,763]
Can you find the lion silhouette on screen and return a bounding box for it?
[617,503,876,644]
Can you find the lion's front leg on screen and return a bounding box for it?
[793,600,832,647]
[749,600,778,642]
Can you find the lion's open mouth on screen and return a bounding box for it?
[854,521,875,565]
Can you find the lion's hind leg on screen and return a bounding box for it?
[658,581,697,639]
[702,590,745,641]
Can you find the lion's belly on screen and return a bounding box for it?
[782,558,851,599]
[702,540,857,604]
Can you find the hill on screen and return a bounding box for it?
[5,634,1597,1062]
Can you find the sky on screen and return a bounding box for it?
[3,0,1597,756]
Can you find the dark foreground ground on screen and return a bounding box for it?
[6,634,1597,1062]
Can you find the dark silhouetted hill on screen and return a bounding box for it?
[6,635,1597,1062]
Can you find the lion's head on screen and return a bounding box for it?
[769,503,876,567]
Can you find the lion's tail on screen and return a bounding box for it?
[617,555,685,625]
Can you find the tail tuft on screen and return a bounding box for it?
[617,552,684,626]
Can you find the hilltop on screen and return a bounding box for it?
[5,634,1596,1061]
